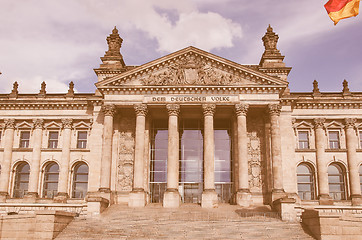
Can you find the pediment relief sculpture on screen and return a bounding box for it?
[141,55,247,86]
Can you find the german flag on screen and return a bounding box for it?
[325,0,360,25]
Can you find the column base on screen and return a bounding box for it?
[0,192,8,202]
[201,190,218,208]
[271,189,286,203]
[128,189,147,208]
[235,190,252,207]
[351,194,362,206]
[24,192,38,202]
[318,194,334,205]
[163,189,181,208]
[54,192,68,203]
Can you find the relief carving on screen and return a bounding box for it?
[141,55,243,86]
[117,116,135,192]
[247,116,266,193]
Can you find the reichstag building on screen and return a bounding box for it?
[0,26,361,222]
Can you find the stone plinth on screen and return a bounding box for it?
[272,197,297,222]
[235,191,252,207]
[163,190,181,208]
[128,191,147,208]
[201,190,218,208]
[302,208,362,240]
[0,210,75,240]
[86,196,109,217]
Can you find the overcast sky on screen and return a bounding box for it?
[0,0,361,94]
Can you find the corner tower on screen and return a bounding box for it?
[94,27,127,82]
[259,25,291,82]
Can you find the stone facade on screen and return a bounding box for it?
[0,26,361,237]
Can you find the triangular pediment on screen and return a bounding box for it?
[96,46,288,89]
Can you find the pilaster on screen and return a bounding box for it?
[0,119,15,201]
[314,118,333,205]
[26,119,44,201]
[344,118,362,205]
[55,119,73,203]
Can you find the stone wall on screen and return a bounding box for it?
[0,210,75,239]
[302,207,362,240]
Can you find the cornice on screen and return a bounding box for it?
[288,101,362,110]
[98,85,285,95]
[0,102,89,110]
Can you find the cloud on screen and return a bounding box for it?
[0,0,243,93]
[87,0,242,52]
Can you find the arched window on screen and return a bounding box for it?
[13,162,30,198]
[43,162,59,198]
[72,162,88,198]
[328,164,346,200]
[297,164,315,200]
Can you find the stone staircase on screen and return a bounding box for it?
[56,204,315,240]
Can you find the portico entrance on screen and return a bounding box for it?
[149,114,233,204]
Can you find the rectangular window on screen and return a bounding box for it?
[298,131,309,149]
[329,131,340,149]
[48,131,59,148]
[359,131,362,149]
[77,131,87,149]
[19,131,30,148]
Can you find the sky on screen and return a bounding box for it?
[0,0,361,94]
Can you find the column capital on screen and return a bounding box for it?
[344,118,356,129]
[134,104,148,116]
[235,103,249,116]
[268,104,281,116]
[313,118,325,129]
[61,118,73,129]
[102,104,116,116]
[4,119,15,129]
[202,104,216,116]
[166,104,180,116]
[32,119,44,129]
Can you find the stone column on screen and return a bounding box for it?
[129,104,148,207]
[201,104,218,208]
[99,105,116,193]
[26,119,44,200]
[163,104,181,208]
[344,118,362,205]
[268,104,285,202]
[55,119,72,202]
[0,119,15,201]
[314,118,333,205]
[235,103,251,207]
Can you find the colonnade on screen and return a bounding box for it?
[97,103,285,208]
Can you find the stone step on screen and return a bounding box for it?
[56,204,315,240]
